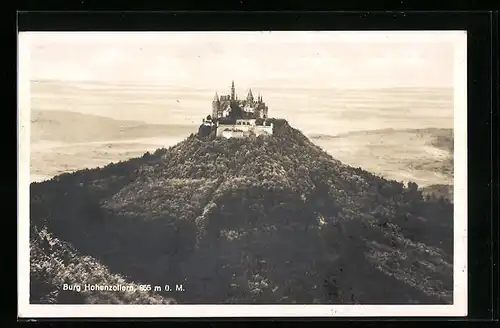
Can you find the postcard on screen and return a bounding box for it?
[18,30,467,317]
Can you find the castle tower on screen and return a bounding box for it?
[212,92,220,119]
[231,81,235,101]
[247,89,254,103]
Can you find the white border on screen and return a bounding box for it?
[17,31,468,318]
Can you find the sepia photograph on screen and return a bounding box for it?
[18,31,467,317]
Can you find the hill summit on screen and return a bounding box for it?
[30,119,453,304]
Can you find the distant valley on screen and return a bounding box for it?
[310,128,453,188]
[30,110,196,182]
[31,110,454,198]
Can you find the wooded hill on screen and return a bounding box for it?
[30,119,453,304]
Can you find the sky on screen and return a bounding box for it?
[24,31,463,89]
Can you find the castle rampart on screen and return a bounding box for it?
[216,124,274,139]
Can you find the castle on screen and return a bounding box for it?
[212,81,269,121]
[201,81,274,139]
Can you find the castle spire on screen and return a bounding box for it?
[231,80,235,100]
[213,92,219,102]
[247,88,254,101]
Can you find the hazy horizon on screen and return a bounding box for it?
[30,78,455,92]
[29,79,454,135]
[26,31,458,89]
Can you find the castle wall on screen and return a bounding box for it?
[216,124,274,139]
[219,130,246,139]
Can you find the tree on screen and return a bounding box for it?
[408,181,419,192]
[198,124,211,138]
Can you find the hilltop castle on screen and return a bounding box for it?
[200,81,274,139]
[211,81,269,120]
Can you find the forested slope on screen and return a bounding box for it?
[30,119,453,304]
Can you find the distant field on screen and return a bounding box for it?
[310,128,454,188]
[31,110,195,144]
[30,110,197,181]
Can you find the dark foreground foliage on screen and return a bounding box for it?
[30,119,453,304]
[30,225,175,304]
